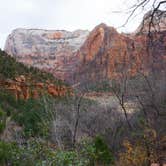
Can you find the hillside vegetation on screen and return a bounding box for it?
[0,49,165,166]
[0,50,115,166]
[0,50,60,82]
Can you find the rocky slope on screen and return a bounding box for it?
[4,29,89,80]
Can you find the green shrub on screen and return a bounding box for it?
[52,150,83,166]
[0,141,19,165]
[12,99,50,137]
[0,140,52,166]
[0,137,114,166]
[0,107,6,133]
[0,89,55,138]
[0,90,20,117]
[81,136,114,166]
[93,136,114,165]
[0,140,87,166]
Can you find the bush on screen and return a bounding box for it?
[0,140,50,166]
[0,136,115,166]
[81,136,114,166]
[0,141,19,165]
[0,107,6,133]
[12,98,50,137]
[117,140,148,166]
[0,140,88,166]
[93,136,114,165]
[51,150,87,166]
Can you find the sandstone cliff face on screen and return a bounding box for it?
[75,23,166,82]
[0,75,73,100]
[4,28,89,80]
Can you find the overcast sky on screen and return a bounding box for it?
[0,0,146,49]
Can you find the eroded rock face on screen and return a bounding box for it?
[0,75,73,100]
[4,28,89,80]
[74,22,166,83]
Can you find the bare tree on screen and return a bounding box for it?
[123,0,166,32]
[72,92,85,147]
[110,74,132,129]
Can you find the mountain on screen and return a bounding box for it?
[74,23,166,83]
[4,10,166,83]
[4,28,89,80]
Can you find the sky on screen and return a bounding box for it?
[0,0,147,49]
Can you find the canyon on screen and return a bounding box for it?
[1,9,166,166]
[4,10,166,83]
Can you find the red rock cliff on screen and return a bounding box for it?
[4,11,166,83]
[74,22,166,82]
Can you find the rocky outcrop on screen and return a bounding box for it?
[4,29,89,80]
[0,75,73,100]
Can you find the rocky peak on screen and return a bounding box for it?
[77,23,118,63]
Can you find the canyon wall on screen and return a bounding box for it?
[4,10,166,83]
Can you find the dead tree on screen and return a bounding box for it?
[72,92,85,147]
[110,73,132,130]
